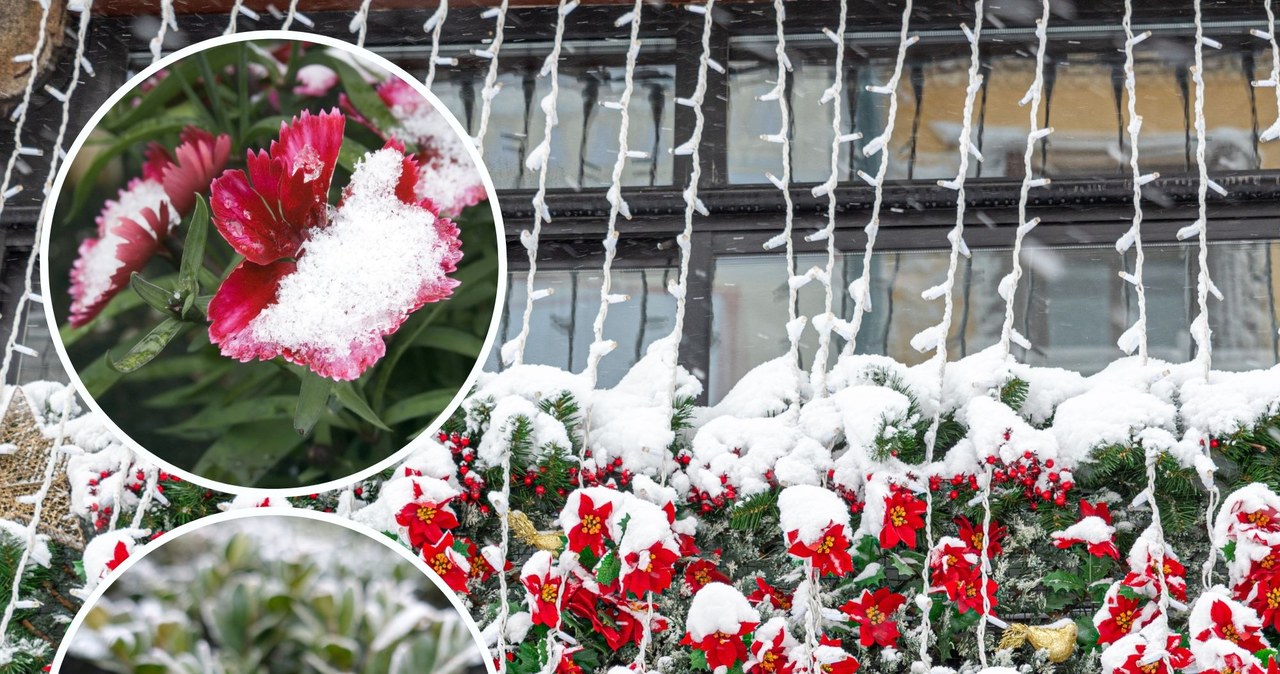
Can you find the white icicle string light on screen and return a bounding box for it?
[0,392,73,647]
[1188,0,1218,377]
[282,0,305,30]
[1258,0,1280,143]
[472,0,511,154]
[584,0,640,388]
[352,0,375,47]
[151,0,178,63]
[915,2,985,667]
[997,0,1050,361]
[761,0,801,357]
[495,453,513,672]
[840,0,915,357]
[1114,0,1152,362]
[575,0,644,487]
[659,0,715,469]
[806,0,850,399]
[424,1,450,90]
[0,0,52,225]
[1145,444,1176,674]
[502,0,572,369]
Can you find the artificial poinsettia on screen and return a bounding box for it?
[840,588,905,648]
[621,542,679,598]
[955,516,1005,557]
[880,489,926,549]
[682,622,756,671]
[786,522,853,576]
[685,558,731,592]
[1198,598,1268,652]
[1243,573,1280,630]
[944,574,999,615]
[208,109,463,380]
[747,619,797,674]
[748,577,793,612]
[394,482,458,549]
[1095,591,1153,645]
[521,553,563,628]
[567,493,612,558]
[421,532,469,593]
[814,636,860,674]
[462,538,496,582]
[1053,499,1120,560]
[104,541,130,573]
[1106,633,1192,674]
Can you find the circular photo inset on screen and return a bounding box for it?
[56,511,493,674]
[41,32,504,490]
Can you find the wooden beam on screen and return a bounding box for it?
[93,0,705,15]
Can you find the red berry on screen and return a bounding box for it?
[459,465,470,475]
[479,505,490,515]
[1044,458,1055,468]
[1210,438,1220,449]
[948,490,959,500]
[523,474,534,486]
[1023,451,1033,460]
[535,485,546,496]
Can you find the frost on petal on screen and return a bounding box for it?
[162,128,231,216]
[68,179,175,327]
[375,80,487,216]
[208,260,295,362]
[293,64,339,97]
[210,110,343,265]
[221,147,463,380]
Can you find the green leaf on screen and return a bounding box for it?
[109,318,187,374]
[81,355,124,398]
[383,389,456,425]
[337,137,372,173]
[179,195,210,308]
[130,272,179,317]
[413,327,485,357]
[334,382,391,431]
[728,489,777,531]
[192,421,307,487]
[1042,570,1085,594]
[295,372,334,437]
[159,396,298,435]
[688,649,708,671]
[594,551,621,586]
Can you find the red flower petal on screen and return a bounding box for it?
[208,259,295,361]
[163,128,231,216]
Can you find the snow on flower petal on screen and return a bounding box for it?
[209,139,462,380]
[68,178,176,327]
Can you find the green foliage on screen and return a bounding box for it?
[729,490,778,531]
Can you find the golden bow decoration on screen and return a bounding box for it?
[508,510,563,553]
[997,619,1078,663]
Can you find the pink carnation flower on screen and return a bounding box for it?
[372,79,487,216]
[294,64,338,97]
[68,128,230,327]
[207,109,463,381]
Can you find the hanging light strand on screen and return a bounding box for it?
[351,0,376,47]
[150,0,178,63]
[997,0,1051,361]
[840,0,916,357]
[805,0,851,399]
[914,2,985,667]
[424,1,452,90]
[473,0,511,155]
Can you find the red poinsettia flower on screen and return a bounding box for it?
[929,539,976,583]
[553,645,585,674]
[1198,599,1269,653]
[1243,572,1280,632]
[1117,635,1192,674]
[375,79,487,216]
[748,628,795,674]
[681,621,756,671]
[146,127,232,216]
[840,588,905,648]
[422,532,469,593]
[1096,593,1149,645]
[954,516,1005,557]
[568,493,612,558]
[748,577,793,612]
[1208,653,1267,674]
[208,110,462,380]
[815,636,860,674]
[622,542,679,598]
[461,538,495,582]
[786,523,853,577]
[1081,499,1114,525]
[104,541,130,572]
[394,483,458,549]
[685,559,731,592]
[944,574,999,615]
[1052,509,1120,560]
[523,570,563,628]
[880,490,927,549]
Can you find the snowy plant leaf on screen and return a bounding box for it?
[413,327,485,358]
[337,136,372,173]
[130,272,179,318]
[335,383,392,432]
[688,648,709,671]
[326,56,400,134]
[295,371,334,437]
[160,395,297,436]
[1042,570,1085,593]
[383,388,455,425]
[595,550,621,586]
[178,195,210,310]
[109,318,188,373]
[192,421,307,486]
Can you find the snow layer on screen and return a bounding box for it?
[685,582,759,640]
